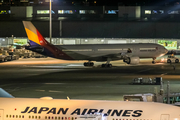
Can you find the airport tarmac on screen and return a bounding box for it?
[0,57,180,101]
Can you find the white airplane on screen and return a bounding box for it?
[22,21,168,67]
[0,88,179,120]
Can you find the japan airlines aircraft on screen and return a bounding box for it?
[23,21,168,67]
[0,88,180,120]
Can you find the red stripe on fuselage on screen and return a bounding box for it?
[36,29,73,60]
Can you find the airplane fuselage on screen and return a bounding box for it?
[1,98,180,120]
[52,43,166,61]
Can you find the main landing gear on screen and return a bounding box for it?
[84,62,94,67]
[101,63,112,68]
[152,57,156,64]
[101,58,112,68]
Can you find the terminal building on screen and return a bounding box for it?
[0,4,180,49]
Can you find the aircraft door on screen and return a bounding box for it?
[160,114,169,120]
[0,110,4,120]
[132,47,137,55]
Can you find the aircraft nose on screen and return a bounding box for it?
[165,49,168,54]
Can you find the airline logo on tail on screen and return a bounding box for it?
[23,21,73,60]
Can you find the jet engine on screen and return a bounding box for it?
[123,57,140,64]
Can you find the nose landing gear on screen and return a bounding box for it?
[152,57,156,64]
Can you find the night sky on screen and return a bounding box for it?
[55,0,180,6]
[2,0,180,6]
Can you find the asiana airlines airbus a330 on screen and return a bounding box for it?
[23,21,168,67]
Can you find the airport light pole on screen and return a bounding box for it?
[49,0,52,44]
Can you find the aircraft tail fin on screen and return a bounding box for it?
[22,21,49,47]
[22,21,73,60]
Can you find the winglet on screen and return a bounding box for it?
[0,88,14,98]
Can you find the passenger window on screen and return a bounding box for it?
[19,115,21,118]
[48,116,50,119]
[16,115,18,118]
[72,117,74,120]
[58,117,60,119]
[22,115,24,118]
[45,116,47,119]
[35,116,37,119]
[55,117,57,119]
[29,116,31,119]
[32,116,34,119]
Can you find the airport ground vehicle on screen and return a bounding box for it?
[0,47,19,62]
[167,55,179,63]
[124,81,180,105]
[14,49,32,58]
[0,54,7,62]
[0,46,47,62]
[3,50,19,61]
[2,47,46,59]
[131,77,162,85]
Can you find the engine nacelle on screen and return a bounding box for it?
[123,57,140,64]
